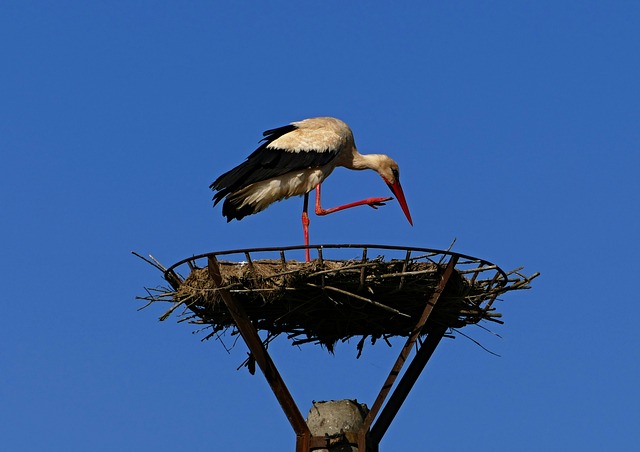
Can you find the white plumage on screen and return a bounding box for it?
[228,167,331,214]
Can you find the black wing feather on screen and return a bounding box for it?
[262,124,297,139]
[210,123,339,207]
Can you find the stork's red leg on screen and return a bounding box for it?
[315,184,393,216]
[302,192,311,262]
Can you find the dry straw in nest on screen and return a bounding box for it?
[137,248,538,354]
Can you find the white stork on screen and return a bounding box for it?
[210,117,413,261]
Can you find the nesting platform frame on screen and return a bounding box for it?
[141,244,536,451]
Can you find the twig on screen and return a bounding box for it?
[450,327,501,357]
[458,265,498,274]
[159,295,195,321]
[132,251,165,272]
[438,238,457,264]
[374,268,439,279]
[305,283,411,319]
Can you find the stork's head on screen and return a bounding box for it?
[374,155,413,226]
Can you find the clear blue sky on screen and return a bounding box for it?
[2,1,639,451]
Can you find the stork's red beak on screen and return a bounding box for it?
[387,180,413,226]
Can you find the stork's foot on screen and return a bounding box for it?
[366,196,394,209]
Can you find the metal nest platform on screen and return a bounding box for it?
[136,243,538,451]
[138,244,537,354]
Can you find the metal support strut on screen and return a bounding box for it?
[208,257,312,451]
[359,255,458,451]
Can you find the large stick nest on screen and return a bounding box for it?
[137,246,538,354]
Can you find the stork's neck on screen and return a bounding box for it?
[348,150,387,171]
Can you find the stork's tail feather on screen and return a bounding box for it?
[221,197,259,222]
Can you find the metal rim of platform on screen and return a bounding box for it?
[164,243,509,290]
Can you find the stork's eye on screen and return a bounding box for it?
[392,168,399,179]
